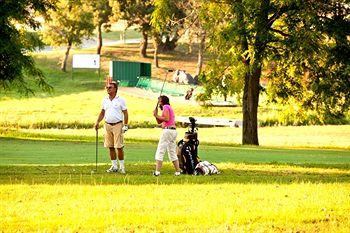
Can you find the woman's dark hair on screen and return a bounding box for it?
[159,95,170,105]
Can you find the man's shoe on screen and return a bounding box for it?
[119,167,126,174]
[106,166,118,173]
[174,171,181,176]
[153,171,160,176]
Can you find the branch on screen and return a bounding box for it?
[270,28,291,37]
[267,11,281,28]
[267,3,299,28]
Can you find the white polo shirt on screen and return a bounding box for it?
[102,96,127,123]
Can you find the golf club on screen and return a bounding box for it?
[95,128,98,172]
[155,69,173,109]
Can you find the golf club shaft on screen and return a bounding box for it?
[95,129,98,171]
[155,69,173,109]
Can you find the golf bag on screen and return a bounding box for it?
[177,117,200,174]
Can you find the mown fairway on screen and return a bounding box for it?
[1,138,350,184]
[1,137,350,232]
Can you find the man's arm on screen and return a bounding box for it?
[122,109,129,133]
[122,109,128,125]
[94,109,105,130]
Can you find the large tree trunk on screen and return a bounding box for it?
[242,65,261,145]
[61,42,72,72]
[140,31,148,57]
[241,0,269,145]
[195,29,206,77]
[97,23,103,55]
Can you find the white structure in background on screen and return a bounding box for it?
[177,116,242,128]
[72,54,100,69]
[72,54,100,80]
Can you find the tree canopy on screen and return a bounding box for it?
[90,0,113,54]
[267,0,350,121]
[0,0,55,94]
[196,0,350,144]
[42,0,95,72]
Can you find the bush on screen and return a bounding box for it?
[259,103,350,127]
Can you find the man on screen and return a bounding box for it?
[94,80,128,174]
[153,95,181,176]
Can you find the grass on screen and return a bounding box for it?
[0,88,244,129]
[1,138,349,185]
[1,183,349,232]
[1,125,349,149]
[1,136,349,232]
[101,29,141,41]
[1,138,350,165]
[1,138,349,232]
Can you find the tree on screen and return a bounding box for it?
[42,0,95,72]
[151,0,185,53]
[151,0,205,72]
[267,0,350,121]
[201,0,349,145]
[0,0,55,94]
[175,0,208,76]
[90,0,113,55]
[117,0,184,62]
[116,0,154,58]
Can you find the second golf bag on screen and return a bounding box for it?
[177,117,200,174]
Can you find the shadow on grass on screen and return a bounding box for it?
[1,163,349,185]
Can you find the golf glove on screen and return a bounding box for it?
[122,125,128,133]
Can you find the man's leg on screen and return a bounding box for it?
[117,148,125,173]
[106,147,118,172]
[105,124,118,172]
[109,147,117,160]
[117,148,124,160]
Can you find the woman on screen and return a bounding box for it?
[152,95,181,176]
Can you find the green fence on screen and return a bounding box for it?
[110,61,151,87]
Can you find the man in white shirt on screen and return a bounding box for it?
[94,80,129,173]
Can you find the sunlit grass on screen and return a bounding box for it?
[1,183,349,232]
[1,125,349,148]
[0,88,244,129]
[1,162,349,185]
